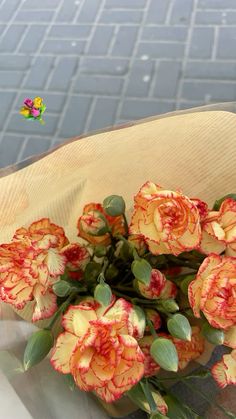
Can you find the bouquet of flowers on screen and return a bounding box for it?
[0,179,235,418]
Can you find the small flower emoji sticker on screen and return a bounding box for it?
[20,97,46,124]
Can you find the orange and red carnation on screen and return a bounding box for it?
[188,254,236,330]
[77,203,125,246]
[51,298,145,403]
[0,218,68,322]
[199,198,236,256]
[139,335,160,377]
[61,243,90,271]
[172,326,205,370]
[145,309,162,332]
[136,269,166,299]
[211,350,236,388]
[130,181,201,256]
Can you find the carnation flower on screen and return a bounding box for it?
[51,298,145,403]
[130,181,201,256]
[61,243,90,271]
[212,350,236,388]
[172,326,205,370]
[135,269,166,299]
[0,218,68,322]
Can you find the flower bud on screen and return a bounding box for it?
[145,309,162,332]
[94,281,112,307]
[201,322,225,345]
[213,193,236,210]
[103,195,125,216]
[150,338,178,372]
[131,259,152,285]
[53,280,71,297]
[24,329,54,371]
[136,269,166,299]
[167,314,192,341]
[84,261,102,283]
[156,299,179,313]
[79,210,109,236]
[180,274,195,296]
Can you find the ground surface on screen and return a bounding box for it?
[1,0,236,167]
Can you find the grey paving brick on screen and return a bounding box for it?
[146,0,170,24]
[142,26,188,42]
[185,61,236,80]
[77,0,101,23]
[59,95,91,137]
[80,57,129,75]
[74,75,124,95]
[170,0,193,24]
[0,25,26,52]
[177,101,203,110]
[137,42,185,59]
[8,113,58,136]
[88,26,114,55]
[42,40,86,55]
[56,0,79,23]
[21,137,52,160]
[195,11,225,25]
[112,26,138,57]
[0,55,32,70]
[24,56,55,89]
[0,24,6,35]
[88,97,118,131]
[99,10,142,23]
[19,25,47,53]
[0,135,25,168]
[48,25,92,39]
[226,12,236,24]
[181,81,236,101]
[217,28,236,59]
[198,0,236,8]
[154,61,181,98]
[105,0,146,7]
[125,59,154,97]
[120,99,175,119]
[17,92,66,113]
[0,92,15,130]
[0,0,19,22]
[0,71,24,88]
[189,27,214,58]
[15,10,55,22]
[22,0,59,9]
[49,57,78,91]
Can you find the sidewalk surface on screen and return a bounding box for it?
[0,0,236,167]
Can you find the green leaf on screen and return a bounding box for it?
[201,322,225,345]
[127,382,167,416]
[53,280,72,297]
[167,314,192,341]
[24,329,54,370]
[213,193,236,210]
[94,282,112,307]
[131,259,152,285]
[164,394,200,419]
[150,338,178,372]
[103,195,125,216]
[180,274,195,295]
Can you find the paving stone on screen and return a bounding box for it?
[80,57,129,75]
[0,71,24,88]
[77,0,101,23]
[217,28,236,59]
[48,25,92,39]
[88,97,119,131]
[74,75,124,95]
[42,40,86,55]
[142,26,188,42]
[99,10,142,23]
[182,81,236,101]
[105,0,146,8]
[154,61,181,98]
[137,42,185,59]
[0,92,15,130]
[21,137,52,160]
[19,25,47,53]
[146,0,170,24]
[112,26,138,57]
[56,0,80,22]
[170,0,193,24]
[0,24,6,35]
[189,27,214,58]
[22,0,59,9]
[185,61,236,80]
[0,25,26,52]
[59,95,91,137]
[195,11,225,25]
[120,99,175,119]
[198,0,236,8]
[17,92,66,113]
[24,56,55,89]
[226,12,236,24]
[0,135,25,168]
[8,113,58,136]
[15,10,55,22]
[49,57,78,91]
[88,26,114,55]
[125,59,154,97]
[0,55,32,70]
[0,0,19,22]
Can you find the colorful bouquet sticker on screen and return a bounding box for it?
[20,97,46,124]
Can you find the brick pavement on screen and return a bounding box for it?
[1,0,236,168]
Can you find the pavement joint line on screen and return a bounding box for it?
[211,26,219,60]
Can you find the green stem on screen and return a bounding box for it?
[140,379,157,413]
[46,292,77,330]
[122,213,129,237]
[113,285,134,292]
[146,319,158,339]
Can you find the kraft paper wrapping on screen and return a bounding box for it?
[0,104,236,418]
